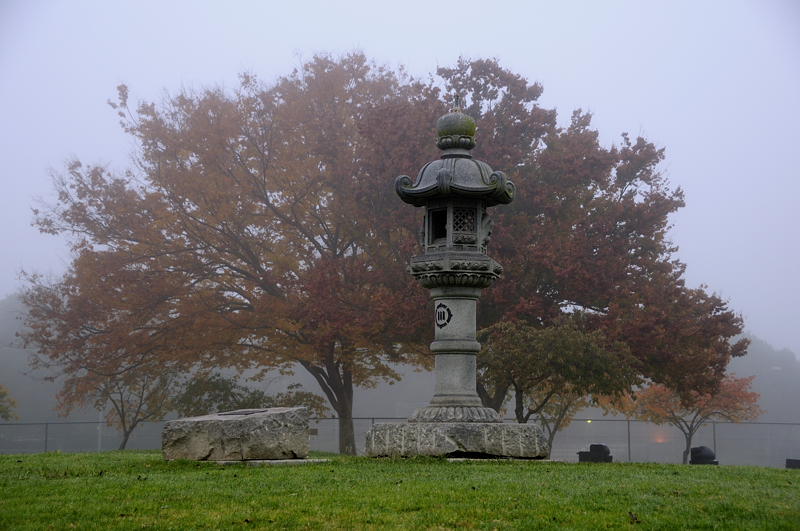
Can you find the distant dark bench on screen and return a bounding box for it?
[578,443,612,463]
[690,446,718,465]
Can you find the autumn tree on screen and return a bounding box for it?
[437,58,748,410]
[0,385,18,421]
[633,375,762,464]
[22,53,442,454]
[173,374,329,418]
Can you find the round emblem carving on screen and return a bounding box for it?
[435,303,453,328]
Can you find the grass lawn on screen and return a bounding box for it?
[1,450,798,530]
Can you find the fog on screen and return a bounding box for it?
[1,0,799,361]
[3,290,798,463]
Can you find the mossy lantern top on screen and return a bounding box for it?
[395,105,515,208]
[435,110,477,151]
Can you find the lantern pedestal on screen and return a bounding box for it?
[365,285,549,458]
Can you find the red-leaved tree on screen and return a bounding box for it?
[633,375,762,464]
[438,58,748,413]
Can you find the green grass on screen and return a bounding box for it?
[1,450,797,530]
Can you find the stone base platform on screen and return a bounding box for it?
[364,422,549,459]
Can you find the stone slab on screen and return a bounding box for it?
[364,422,549,459]
[162,407,308,461]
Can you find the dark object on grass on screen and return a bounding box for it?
[690,446,718,465]
[578,443,613,463]
[786,459,800,469]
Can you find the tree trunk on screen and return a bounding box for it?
[301,349,358,455]
[331,363,356,455]
[682,430,693,464]
[320,381,357,455]
[514,384,527,423]
[545,428,557,459]
[477,380,509,412]
[337,408,356,456]
[118,428,133,450]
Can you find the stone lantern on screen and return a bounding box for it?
[364,100,548,459]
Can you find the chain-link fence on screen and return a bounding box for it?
[542,418,800,468]
[1,418,798,468]
[0,421,165,454]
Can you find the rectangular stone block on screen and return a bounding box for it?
[162,407,309,461]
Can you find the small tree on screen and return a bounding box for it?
[477,314,638,422]
[0,385,19,421]
[19,272,186,450]
[529,386,587,458]
[98,370,179,450]
[173,373,329,418]
[633,375,762,464]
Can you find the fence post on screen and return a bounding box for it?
[627,419,632,462]
[713,421,717,454]
[44,423,48,453]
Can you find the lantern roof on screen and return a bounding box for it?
[395,99,515,208]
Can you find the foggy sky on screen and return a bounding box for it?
[1,0,799,357]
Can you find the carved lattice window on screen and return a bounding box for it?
[453,208,476,232]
